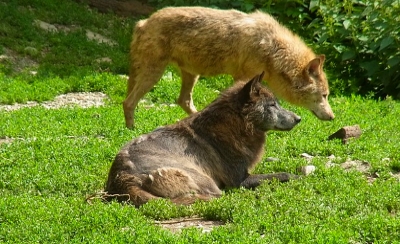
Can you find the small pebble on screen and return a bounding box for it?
[327,154,336,160]
[300,153,314,160]
[266,157,279,162]
[298,165,316,176]
[325,161,337,168]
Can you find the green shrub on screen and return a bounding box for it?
[148,0,400,99]
[309,0,400,99]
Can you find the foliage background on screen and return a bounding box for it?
[149,0,400,99]
[1,0,400,243]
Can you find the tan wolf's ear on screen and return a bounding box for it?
[319,54,326,65]
[306,55,325,77]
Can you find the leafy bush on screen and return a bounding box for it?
[309,0,400,99]
[148,0,400,99]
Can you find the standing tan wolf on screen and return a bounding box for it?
[123,6,334,128]
[106,73,301,206]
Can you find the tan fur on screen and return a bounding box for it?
[107,73,301,206]
[123,6,335,128]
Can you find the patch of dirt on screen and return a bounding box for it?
[303,154,400,183]
[75,0,155,17]
[340,160,371,173]
[0,48,38,73]
[33,19,117,46]
[0,136,14,145]
[155,217,225,234]
[390,172,400,180]
[327,159,375,183]
[0,92,108,111]
[86,192,225,234]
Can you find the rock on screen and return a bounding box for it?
[266,157,279,162]
[327,154,336,160]
[298,165,316,176]
[300,153,314,160]
[325,161,338,168]
[328,125,362,144]
[162,71,173,80]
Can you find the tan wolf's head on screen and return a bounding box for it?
[285,55,335,121]
[239,72,301,131]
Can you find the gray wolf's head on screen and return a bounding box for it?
[239,72,301,132]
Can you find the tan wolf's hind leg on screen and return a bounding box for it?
[177,70,199,114]
[123,61,168,129]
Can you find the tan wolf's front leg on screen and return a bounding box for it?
[123,62,168,129]
[177,70,199,114]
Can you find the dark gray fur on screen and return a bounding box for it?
[106,73,301,206]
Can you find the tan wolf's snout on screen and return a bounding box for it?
[311,99,335,121]
[300,55,334,121]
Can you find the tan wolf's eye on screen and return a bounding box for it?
[323,94,328,99]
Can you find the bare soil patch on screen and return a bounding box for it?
[0,48,38,73]
[0,136,14,145]
[0,92,108,111]
[155,217,225,234]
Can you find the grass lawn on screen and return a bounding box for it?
[1,0,399,243]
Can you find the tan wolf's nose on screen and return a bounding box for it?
[325,112,335,120]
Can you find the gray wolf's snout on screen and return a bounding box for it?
[294,115,301,124]
[279,111,301,131]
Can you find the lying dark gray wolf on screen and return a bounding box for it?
[106,73,301,206]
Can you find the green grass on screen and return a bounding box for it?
[1,91,400,243]
[0,0,134,77]
[1,0,400,243]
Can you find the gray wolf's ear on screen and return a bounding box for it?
[255,71,265,84]
[239,72,264,104]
